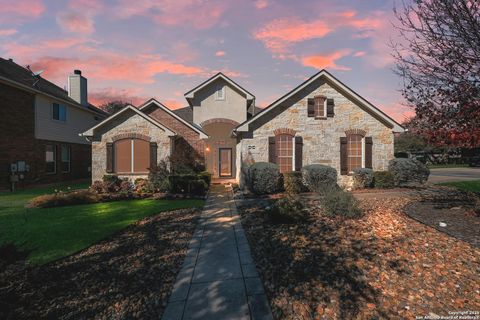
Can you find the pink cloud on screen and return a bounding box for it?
[353,51,366,57]
[56,11,95,35]
[89,87,146,106]
[215,51,226,57]
[254,0,269,9]
[115,0,227,30]
[0,0,45,23]
[162,99,184,110]
[378,102,415,123]
[253,17,332,55]
[0,29,17,36]
[301,50,352,71]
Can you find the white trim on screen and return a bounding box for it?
[138,99,208,139]
[292,136,296,171]
[235,70,404,133]
[361,137,366,168]
[184,73,254,100]
[80,105,176,137]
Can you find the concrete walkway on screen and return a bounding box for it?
[162,185,273,320]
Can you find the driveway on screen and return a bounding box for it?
[428,167,480,184]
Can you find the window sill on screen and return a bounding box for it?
[314,116,327,120]
[115,172,149,175]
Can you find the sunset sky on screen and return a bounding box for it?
[0,0,413,121]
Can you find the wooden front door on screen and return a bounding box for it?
[219,148,232,177]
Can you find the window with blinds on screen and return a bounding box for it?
[347,134,363,172]
[276,134,293,173]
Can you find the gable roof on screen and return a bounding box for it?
[0,57,106,116]
[184,72,255,101]
[172,106,193,124]
[81,105,176,137]
[139,98,208,138]
[235,69,405,133]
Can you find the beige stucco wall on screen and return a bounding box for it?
[35,95,100,145]
[202,122,237,179]
[192,78,248,125]
[91,110,171,182]
[237,78,394,187]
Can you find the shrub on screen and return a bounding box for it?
[373,171,395,188]
[301,164,338,193]
[168,174,197,194]
[283,171,306,194]
[322,187,362,218]
[188,179,208,196]
[102,175,122,193]
[119,179,133,192]
[27,190,99,208]
[388,158,430,187]
[267,196,308,224]
[90,180,105,194]
[248,162,281,195]
[148,160,170,192]
[134,178,150,193]
[198,171,212,186]
[352,168,374,189]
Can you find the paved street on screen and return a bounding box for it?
[428,167,480,183]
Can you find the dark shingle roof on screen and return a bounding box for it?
[172,106,193,124]
[0,57,106,115]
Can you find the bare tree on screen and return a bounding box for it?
[392,0,480,147]
[99,101,130,115]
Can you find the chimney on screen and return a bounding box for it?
[68,69,88,106]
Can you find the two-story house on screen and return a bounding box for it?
[0,57,106,190]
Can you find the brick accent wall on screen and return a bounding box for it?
[0,82,91,190]
[144,105,205,164]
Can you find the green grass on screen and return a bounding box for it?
[428,164,469,169]
[0,182,204,265]
[438,180,480,193]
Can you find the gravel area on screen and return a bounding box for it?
[239,197,480,319]
[0,208,200,320]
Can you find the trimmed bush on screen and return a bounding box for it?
[90,180,105,194]
[322,187,362,218]
[102,175,122,193]
[388,158,430,187]
[373,171,395,188]
[267,196,308,224]
[120,179,134,193]
[352,168,374,189]
[27,190,99,208]
[283,171,306,194]
[198,171,212,186]
[248,162,281,195]
[188,179,208,196]
[301,164,338,193]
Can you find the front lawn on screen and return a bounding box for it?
[438,180,480,193]
[0,183,204,265]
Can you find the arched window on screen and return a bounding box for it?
[347,134,363,172]
[276,134,293,173]
[114,138,150,173]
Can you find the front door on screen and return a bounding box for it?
[219,148,232,177]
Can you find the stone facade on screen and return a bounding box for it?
[237,78,394,187]
[0,82,92,190]
[91,110,172,182]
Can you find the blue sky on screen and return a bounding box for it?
[0,0,412,121]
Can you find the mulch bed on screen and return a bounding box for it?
[239,197,480,319]
[0,208,200,320]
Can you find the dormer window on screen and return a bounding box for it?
[215,84,225,100]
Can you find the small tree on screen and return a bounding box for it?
[100,101,130,114]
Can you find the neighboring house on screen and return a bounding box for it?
[0,57,106,190]
[82,70,404,187]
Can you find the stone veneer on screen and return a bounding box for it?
[91,110,172,182]
[237,78,394,188]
